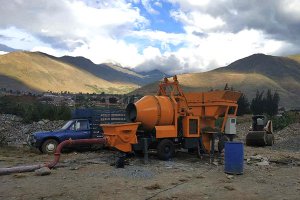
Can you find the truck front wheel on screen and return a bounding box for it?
[41,139,58,154]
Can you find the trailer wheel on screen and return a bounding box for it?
[41,139,58,154]
[157,139,175,160]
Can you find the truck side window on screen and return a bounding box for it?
[76,120,88,131]
[69,123,75,130]
[75,121,81,130]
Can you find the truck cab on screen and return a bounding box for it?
[28,118,101,154]
[28,108,126,154]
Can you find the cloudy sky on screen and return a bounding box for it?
[0,0,299,74]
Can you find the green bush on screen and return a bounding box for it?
[0,96,71,122]
[271,112,299,131]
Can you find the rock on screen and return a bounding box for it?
[34,167,51,176]
[13,173,27,178]
[144,183,161,190]
[212,161,219,166]
[224,185,235,191]
[37,120,45,125]
[256,160,270,166]
[0,114,66,146]
[22,127,30,134]
[250,155,264,161]
[226,174,234,180]
[43,119,50,124]
[69,166,80,170]
[248,155,269,166]
[196,175,205,179]
[179,178,188,182]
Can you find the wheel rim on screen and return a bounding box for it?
[164,145,170,153]
[46,143,55,151]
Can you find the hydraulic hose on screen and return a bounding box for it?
[0,138,107,175]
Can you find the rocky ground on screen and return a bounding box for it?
[0,115,299,200]
[0,114,65,146]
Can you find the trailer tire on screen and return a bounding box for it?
[41,139,58,154]
[157,139,175,160]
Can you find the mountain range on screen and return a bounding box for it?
[133,54,300,108]
[0,50,299,108]
[0,51,166,94]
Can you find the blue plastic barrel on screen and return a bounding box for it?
[224,142,244,174]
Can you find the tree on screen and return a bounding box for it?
[264,89,273,116]
[250,90,265,115]
[271,91,280,116]
[250,90,280,116]
[237,94,250,116]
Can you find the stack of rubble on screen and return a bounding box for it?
[271,123,300,152]
[0,114,65,146]
[235,122,251,142]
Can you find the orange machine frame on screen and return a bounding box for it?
[155,76,240,151]
[102,76,241,153]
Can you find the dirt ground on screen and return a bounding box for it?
[0,123,300,200]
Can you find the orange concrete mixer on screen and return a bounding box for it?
[102,76,241,160]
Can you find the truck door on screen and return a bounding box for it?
[68,120,91,140]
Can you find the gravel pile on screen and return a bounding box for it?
[271,123,300,152]
[236,122,251,142]
[0,114,66,146]
[236,121,300,152]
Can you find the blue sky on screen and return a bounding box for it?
[0,0,300,74]
[133,1,184,33]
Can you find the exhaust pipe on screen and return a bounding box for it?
[0,138,107,176]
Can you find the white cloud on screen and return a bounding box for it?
[141,0,159,14]
[168,0,211,9]
[70,36,144,67]
[0,0,150,67]
[0,0,299,75]
[130,30,185,46]
[0,27,49,50]
[138,29,287,74]
[143,46,162,59]
[0,0,147,48]
[154,1,162,7]
[171,10,225,32]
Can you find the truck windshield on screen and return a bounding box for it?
[60,120,75,130]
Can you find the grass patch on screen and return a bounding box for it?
[0,95,71,123]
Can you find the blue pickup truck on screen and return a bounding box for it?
[27,109,126,154]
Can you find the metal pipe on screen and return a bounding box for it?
[0,138,107,175]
